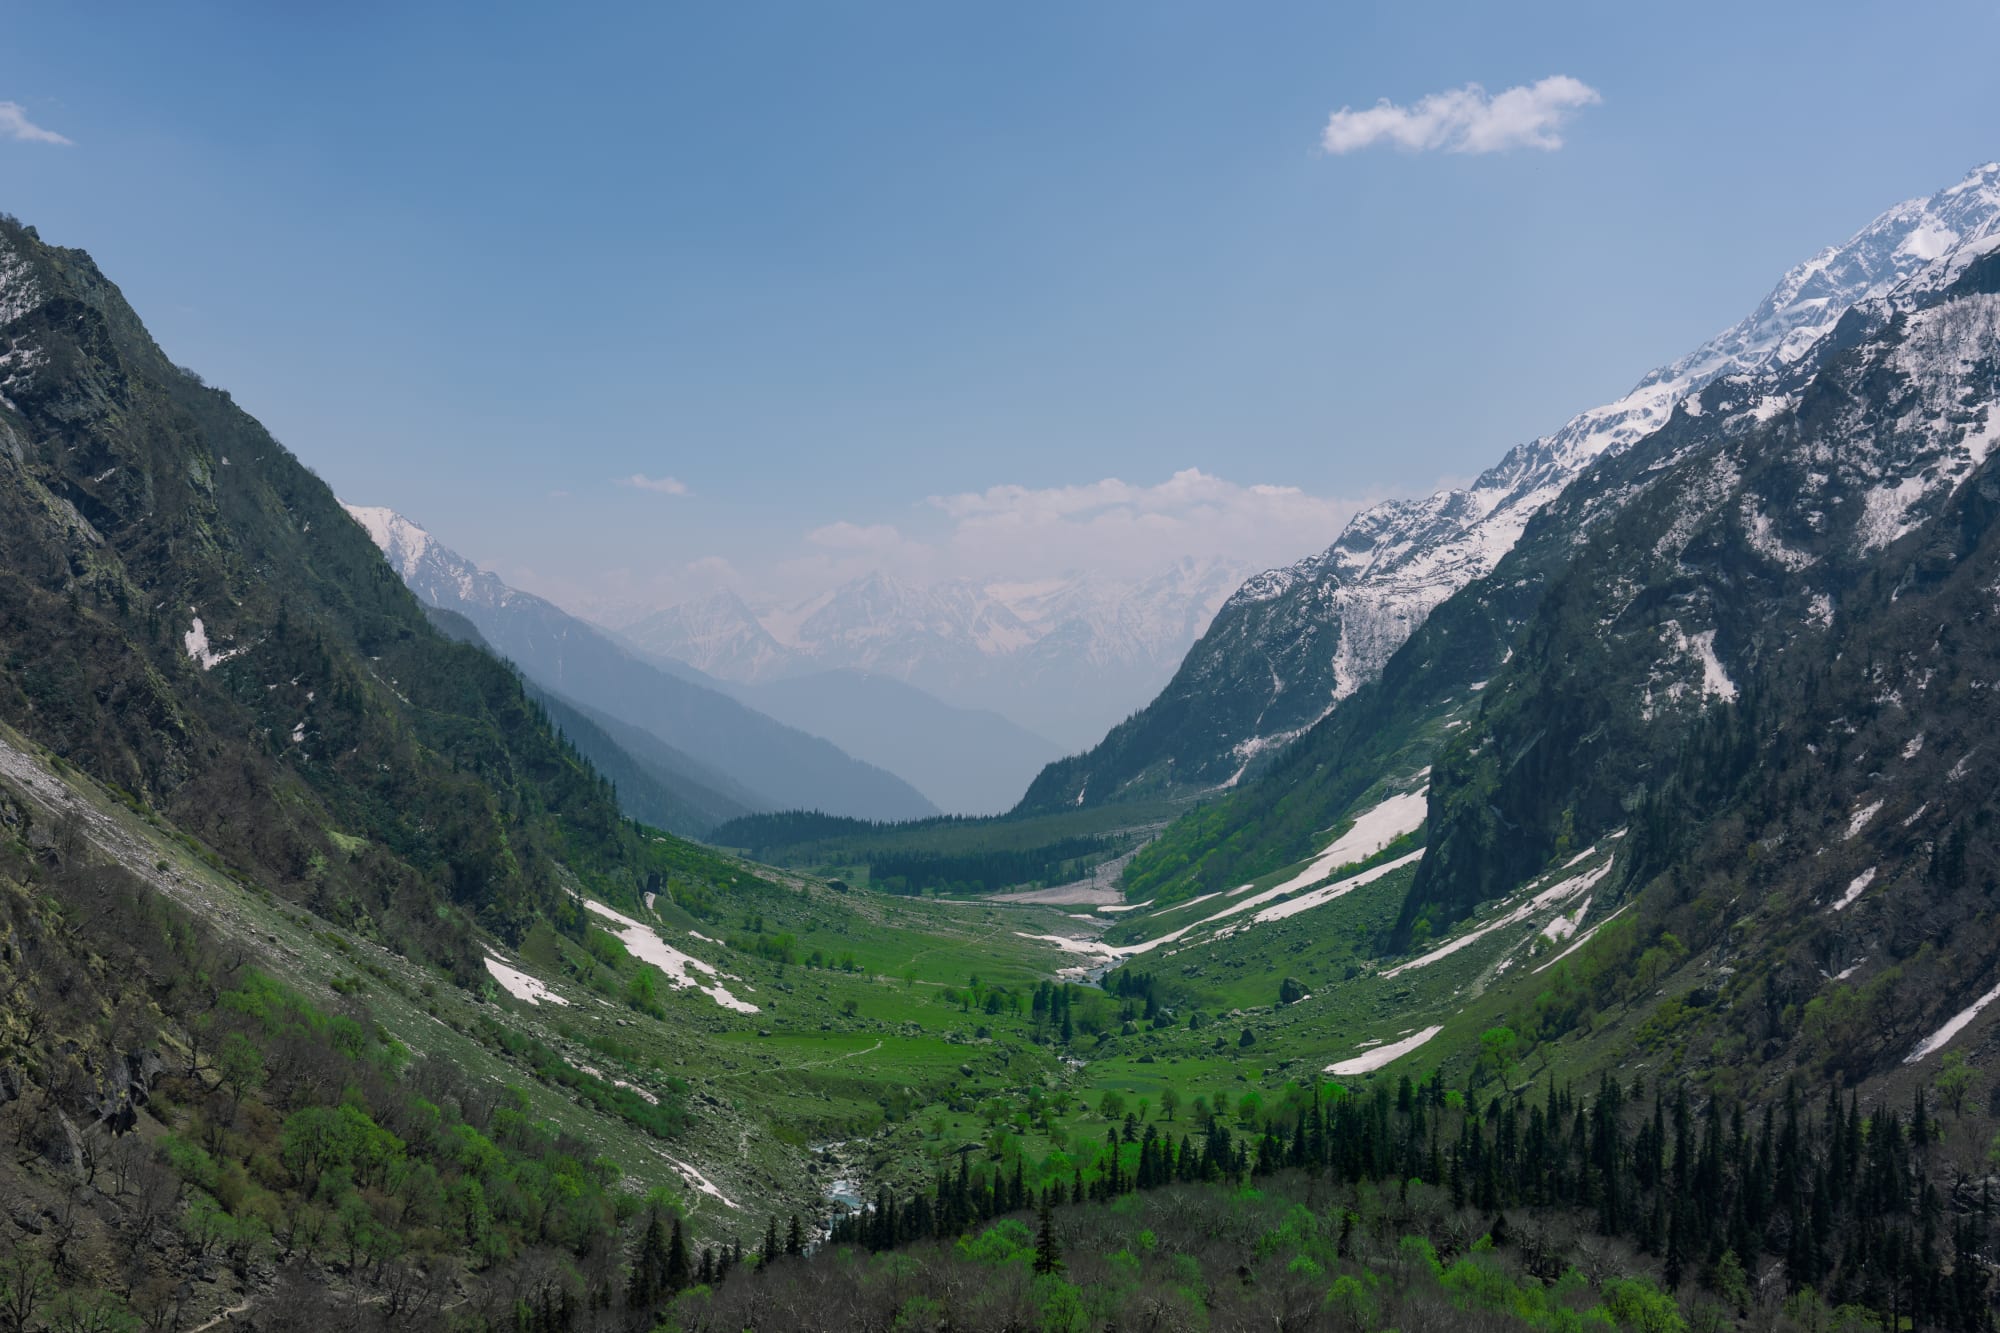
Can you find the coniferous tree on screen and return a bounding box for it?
[1033,1191,1063,1276]
[665,1215,691,1293]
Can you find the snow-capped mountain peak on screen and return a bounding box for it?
[1019,161,2000,807]
[340,502,520,612]
[619,558,1252,748]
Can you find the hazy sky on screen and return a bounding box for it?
[5,2,1999,613]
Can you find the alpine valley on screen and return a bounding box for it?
[10,144,2000,1333]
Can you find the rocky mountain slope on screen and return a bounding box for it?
[1020,162,2000,812]
[1087,213,2000,1113]
[0,215,655,957]
[1406,225,2000,959]
[344,505,940,824]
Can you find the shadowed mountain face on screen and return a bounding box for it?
[1017,163,2000,814]
[0,217,654,957]
[343,506,940,824]
[421,605,759,836]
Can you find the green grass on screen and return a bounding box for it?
[5,711,1659,1245]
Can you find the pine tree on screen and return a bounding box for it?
[627,1209,667,1311]
[786,1214,804,1258]
[665,1215,691,1293]
[1033,1191,1063,1276]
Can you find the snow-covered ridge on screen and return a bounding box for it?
[344,504,432,572]
[630,558,1251,685]
[1198,163,2000,764]
[341,502,527,613]
[0,237,43,328]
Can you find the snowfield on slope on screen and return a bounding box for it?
[1384,857,1616,979]
[483,951,571,1007]
[1018,836,1429,968]
[1253,789,1428,903]
[583,900,761,1013]
[1905,977,2000,1063]
[1326,1026,1443,1077]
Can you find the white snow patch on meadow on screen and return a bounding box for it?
[483,952,570,1007]
[1257,789,1428,903]
[583,900,760,1013]
[1541,897,1592,942]
[1251,850,1426,925]
[659,1153,741,1210]
[1326,1026,1443,1077]
[1532,903,1632,975]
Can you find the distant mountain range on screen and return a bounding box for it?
[614,559,1250,751]
[344,505,939,827]
[347,506,1062,818]
[1017,161,2000,812]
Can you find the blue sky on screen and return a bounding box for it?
[5,2,1998,614]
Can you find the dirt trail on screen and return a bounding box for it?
[188,1299,252,1331]
[712,1039,883,1083]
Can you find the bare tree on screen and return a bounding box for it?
[0,1244,53,1333]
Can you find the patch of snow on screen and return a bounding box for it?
[1250,849,1426,925]
[1903,734,1925,760]
[1250,789,1428,904]
[1531,902,1633,975]
[1845,799,1884,840]
[1744,505,1816,571]
[583,900,760,1013]
[1385,858,1615,977]
[1660,621,1737,704]
[660,1153,741,1210]
[483,952,570,1007]
[1326,1025,1443,1076]
[1541,897,1592,941]
[1905,977,2000,1063]
[1830,867,1877,912]
[182,612,248,671]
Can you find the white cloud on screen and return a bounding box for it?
[686,555,739,579]
[922,467,1369,584]
[0,101,72,146]
[806,520,907,551]
[517,469,1374,620]
[617,473,689,496]
[1320,75,1600,155]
